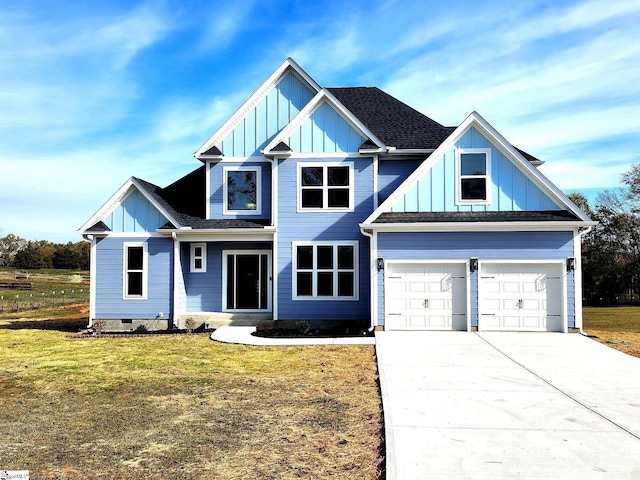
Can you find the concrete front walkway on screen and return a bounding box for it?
[211,325,375,346]
[376,331,640,480]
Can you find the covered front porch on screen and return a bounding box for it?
[173,236,274,330]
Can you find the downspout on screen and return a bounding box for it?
[82,234,96,328]
[171,231,179,331]
[576,226,593,336]
[360,226,376,332]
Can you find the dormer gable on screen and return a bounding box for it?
[78,178,179,235]
[363,112,592,227]
[194,58,320,160]
[263,89,385,156]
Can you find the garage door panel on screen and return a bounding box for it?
[522,316,542,329]
[503,281,521,294]
[522,299,541,311]
[408,298,425,309]
[408,315,427,328]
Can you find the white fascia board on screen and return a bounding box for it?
[78,177,136,233]
[360,221,597,233]
[263,89,386,155]
[193,58,322,159]
[362,111,592,226]
[167,229,275,243]
[77,177,182,234]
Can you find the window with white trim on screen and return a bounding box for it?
[293,242,358,299]
[123,243,147,299]
[223,166,261,215]
[298,163,353,211]
[456,148,491,204]
[190,243,207,273]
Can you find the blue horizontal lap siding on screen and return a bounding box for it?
[376,231,575,327]
[208,161,271,220]
[378,159,422,204]
[218,72,315,157]
[276,157,373,321]
[391,127,559,213]
[94,236,173,319]
[104,189,168,233]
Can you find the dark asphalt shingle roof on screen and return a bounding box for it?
[134,171,271,231]
[329,87,542,163]
[329,87,452,150]
[373,210,580,224]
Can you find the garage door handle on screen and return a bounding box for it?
[423,299,429,308]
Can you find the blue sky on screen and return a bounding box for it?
[1,0,639,242]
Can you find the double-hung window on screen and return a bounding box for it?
[298,163,353,211]
[123,243,147,299]
[293,242,358,299]
[456,148,491,205]
[224,166,261,215]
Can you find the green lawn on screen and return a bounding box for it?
[583,306,640,333]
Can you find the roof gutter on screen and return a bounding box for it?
[360,221,598,233]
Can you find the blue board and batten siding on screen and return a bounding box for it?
[391,127,560,213]
[217,72,315,157]
[276,156,374,321]
[376,231,576,327]
[103,189,168,233]
[94,236,173,319]
[287,102,366,153]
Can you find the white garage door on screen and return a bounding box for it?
[386,263,467,330]
[479,263,563,332]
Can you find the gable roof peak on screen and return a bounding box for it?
[194,57,321,159]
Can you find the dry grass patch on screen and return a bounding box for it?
[583,306,640,358]
[0,307,383,479]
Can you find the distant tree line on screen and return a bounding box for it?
[0,234,89,270]
[571,164,640,306]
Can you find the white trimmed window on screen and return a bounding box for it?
[292,242,358,300]
[298,163,353,211]
[123,242,147,299]
[456,148,491,205]
[190,243,207,273]
[223,166,261,215]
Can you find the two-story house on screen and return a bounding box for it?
[79,58,594,333]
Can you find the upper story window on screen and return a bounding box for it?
[123,242,147,299]
[224,166,261,215]
[190,243,207,273]
[456,149,491,205]
[298,163,353,211]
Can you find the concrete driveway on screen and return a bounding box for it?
[376,332,640,479]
